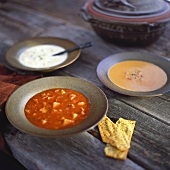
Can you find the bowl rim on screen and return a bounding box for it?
[5,76,108,137]
[5,37,81,72]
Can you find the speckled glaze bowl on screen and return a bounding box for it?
[81,0,170,46]
[5,76,108,137]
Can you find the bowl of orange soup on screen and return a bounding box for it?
[97,51,170,96]
[5,76,108,137]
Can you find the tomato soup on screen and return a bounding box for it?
[108,60,167,92]
[24,88,91,129]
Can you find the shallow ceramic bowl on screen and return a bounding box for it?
[97,51,170,96]
[81,0,170,46]
[5,76,108,137]
[5,37,81,72]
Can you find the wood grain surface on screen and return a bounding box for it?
[0,0,170,170]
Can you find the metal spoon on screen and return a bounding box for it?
[52,41,93,56]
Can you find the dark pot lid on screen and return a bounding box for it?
[95,0,169,16]
[84,0,170,23]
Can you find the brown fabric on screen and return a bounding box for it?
[0,73,40,86]
[0,64,12,75]
[0,64,41,154]
[0,81,18,107]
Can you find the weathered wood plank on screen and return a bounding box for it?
[0,0,170,170]
[2,94,170,170]
[1,16,169,153]
[5,0,170,59]
[0,15,40,45]
[8,0,92,30]
[0,2,64,30]
[4,125,144,170]
[106,97,170,170]
[88,96,170,170]
[0,3,65,45]
[9,0,170,59]
[1,0,170,59]
[38,24,170,125]
[110,93,170,125]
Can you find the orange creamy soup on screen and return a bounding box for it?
[24,88,91,129]
[108,60,167,92]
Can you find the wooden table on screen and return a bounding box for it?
[0,0,170,170]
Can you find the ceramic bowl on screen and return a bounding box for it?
[81,0,170,46]
[96,51,170,96]
[5,37,81,72]
[5,76,108,137]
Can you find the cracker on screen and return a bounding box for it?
[98,116,136,160]
[98,116,130,151]
[116,118,136,146]
[104,144,128,160]
[98,116,116,144]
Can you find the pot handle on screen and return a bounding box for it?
[80,6,91,21]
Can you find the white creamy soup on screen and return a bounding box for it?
[19,45,68,68]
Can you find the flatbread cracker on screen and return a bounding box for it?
[98,116,117,143]
[104,143,128,160]
[98,116,131,151]
[116,118,136,146]
[98,116,136,160]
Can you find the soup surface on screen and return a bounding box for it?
[19,45,68,68]
[108,60,167,92]
[25,88,91,129]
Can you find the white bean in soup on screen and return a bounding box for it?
[19,45,68,68]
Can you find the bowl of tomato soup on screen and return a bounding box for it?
[25,88,91,130]
[5,76,108,137]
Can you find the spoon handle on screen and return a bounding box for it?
[53,41,93,56]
